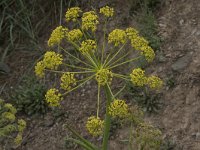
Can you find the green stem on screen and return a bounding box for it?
[102,84,113,150]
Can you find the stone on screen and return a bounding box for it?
[171,53,192,72]
[0,62,10,74]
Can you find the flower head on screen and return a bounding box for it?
[18,119,26,132]
[4,103,17,114]
[1,125,17,135]
[2,112,16,122]
[79,39,97,54]
[35,61,45,78]
[43,51,63,70]
[82,11,99,32]
[130,35,149,50]
[45,88,62,107]
[95,68,113,85]
[100,6,114,17]
[65,7,82,22]
[108,99,129,118]
[48,26,68,47]
[140,46,155,62]
[129,34,155,62]
[147,76,163,89]
[14,133,22,145]
[126,27,139,39]
[86,116,104,136]
[130,68,147,86]
[67,29,83,42]
[61,72,76,91]
[108,29,127,46]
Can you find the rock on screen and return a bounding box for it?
[0,62,10,74]
[44,119,54,127]
[171,53,192,72]
[192,132,200,140]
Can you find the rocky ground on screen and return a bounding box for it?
[150,0,200,149]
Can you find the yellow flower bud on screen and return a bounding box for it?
[86,116,104,136]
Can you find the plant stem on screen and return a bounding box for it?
[102,84,113,150]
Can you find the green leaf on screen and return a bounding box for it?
[65,124,99,150]
[66,138,94,150]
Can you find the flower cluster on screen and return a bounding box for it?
[60,72,77,91]
[0,99,26,145]
[147,76,163,89]
[95,68,113,85]
[135,123,162,149]
[45,88,62,107]
[2,112,16,122]
[100,6,114,17]
[67,29,83,42]
[79,39,97,54]
[43,51,63,70]
[130,68,163,89]
[108,29,127,46]
[86,116,104,136]
[4,103,17,114]
[82,11,99,32]
[35,51,63,78]
[126,27,155,62]
[18,119,26,132]
[130,68,147,86]
[48,26,68,47]
[65,7,82,22]
[108,99,129,118]
[35,61,45,78]
[126,27,139,39]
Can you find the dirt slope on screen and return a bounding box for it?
[149,0,200,149]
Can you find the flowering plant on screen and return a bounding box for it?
[35,6,162,150]
[0,99,26,147]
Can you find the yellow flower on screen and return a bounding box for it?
[82,11,99,32]
[60,72,76,91]
[35,61,45,78]
[1,125,17,135]
[2,112,16,122]
[4,103,17,114]
[140,46,155,62]
[65,7,82,22]
[95,68,113,85]
[108,99,129,118]
[108,29,127,46]
[100,6,114,17]
[130,68,147,86]
[86,116,104,136]
[43,51,63,70]
[18,119,26,132]
[130,35,149,50]
[48,26,68,47]
[79,39,97,54]
[147,76,163,89]
[129,34,155,62]
[45,88,63,107]
[14,133,22,145]
[126,27,139,39]
[67,29,83,42]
